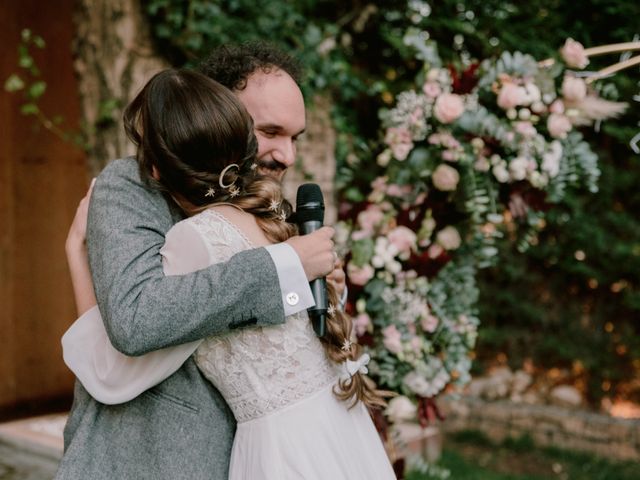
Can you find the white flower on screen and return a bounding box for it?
[492,163,510,183]
[509,156,529,181]
[385,396,417,423]
[497,83,526,110]
[542,140,563,177]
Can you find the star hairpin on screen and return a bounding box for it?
[269,199,281,212]
[205,187,216,198]
[279,211,288,222]
[228,185,240,198]
[341,338,353,352]
[250,163,258,170]
[327,304,337,317]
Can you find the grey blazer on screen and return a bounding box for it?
[55,158,286,479]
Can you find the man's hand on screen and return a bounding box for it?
[286,226,335,281]
[327,259,346,299]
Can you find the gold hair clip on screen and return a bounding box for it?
[205,187,216,198]
[219,163,240,189]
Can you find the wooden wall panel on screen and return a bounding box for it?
[0,0,89,418]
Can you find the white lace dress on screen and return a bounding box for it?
[187,209,396,480]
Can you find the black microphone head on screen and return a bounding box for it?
[295,183,324,223]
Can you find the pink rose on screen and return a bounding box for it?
[391,142,413,161]
[514,121,537,138]
[432,164,460,191]
[357,205,384,232]
[421,313,439,333]
[497,83,525,110]
[427,243,444,259]
[347,262,375,286]
[547,113,572,139]
[549,99,565,114]
[422,81,442,98]
[382,325,403,354]
[436,226,461,250]
[434,93,465,124]
[562,76,587,102]
[388,226,417,255]
[386,184,412,197]
[560,38,589,69]
[354,313,372,336]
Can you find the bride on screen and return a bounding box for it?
[62,68,396,479]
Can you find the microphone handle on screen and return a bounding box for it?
[298,219,327,337]
[308,278,327,337]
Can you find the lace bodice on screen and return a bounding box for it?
[188,209,338,423]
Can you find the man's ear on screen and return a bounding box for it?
[151,166,160,180]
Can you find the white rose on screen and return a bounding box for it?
[385,396,417,423]
[492,163,510,183]
[509,156,529,181]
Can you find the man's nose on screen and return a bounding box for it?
[272,141,296,167]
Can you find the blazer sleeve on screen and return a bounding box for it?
[87,158,285,356]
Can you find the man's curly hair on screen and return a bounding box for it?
[197,42,303,91]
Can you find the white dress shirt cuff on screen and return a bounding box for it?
[265,243,314,316]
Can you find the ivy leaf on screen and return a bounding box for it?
[4,74,25,92]
[28,81,47,100]
[20,103,38,115]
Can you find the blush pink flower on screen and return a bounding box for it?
[434,93,465,124]
[382,325,403,354]
[422,81,442,98]
[514,121,537,139]
[388,226,417,256]
[347,262,375,286]
[421,313,439,333]
[357,205,384,232]
[547,113,572,139]
[427,243,444,259]
[391,142,413,161]
[562,76,587,102]
[432,164,460,191]
[497,83,525,110]
[549,99,565,114]
[354,313,372,336]
[560,38,589,69]
[386,184,412,197]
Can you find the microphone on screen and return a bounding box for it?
[295,183,328,337]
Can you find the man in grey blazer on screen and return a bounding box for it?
[56,43,337,479]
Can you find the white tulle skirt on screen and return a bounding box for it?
[229,384,396,480]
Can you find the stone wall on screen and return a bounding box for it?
[440,395,640,462]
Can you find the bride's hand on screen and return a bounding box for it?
[65,178,95,257]
[66,179,98,316]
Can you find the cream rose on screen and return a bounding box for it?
[436,226,462,250]
[562,76,587,102]
[560,38,589,69]
[385,396,417,423]
[388,226,417,256]
[434,93,465,124]
[432,164,460,191]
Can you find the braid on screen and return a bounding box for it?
[219,179,388,410]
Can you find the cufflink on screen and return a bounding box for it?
[286,292,299,306]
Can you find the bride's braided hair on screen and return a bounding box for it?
[124,68,386,409]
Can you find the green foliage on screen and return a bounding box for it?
[4,28,88,150]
